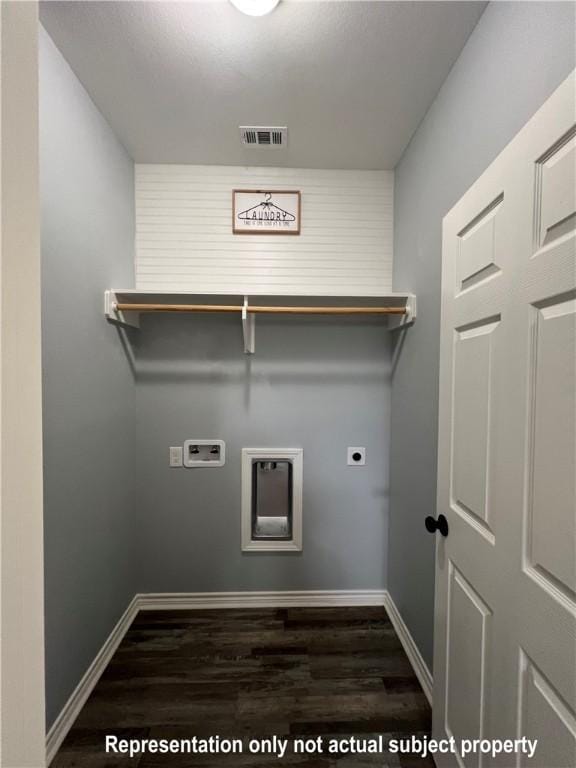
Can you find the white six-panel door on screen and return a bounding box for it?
[433,71,576,768]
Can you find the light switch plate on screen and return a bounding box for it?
[169,446,183,467]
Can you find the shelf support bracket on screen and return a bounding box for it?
[388,293,417,329]
[242,296,255,354]
[104,290,140,329]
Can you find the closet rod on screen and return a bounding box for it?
[114,303,407,316]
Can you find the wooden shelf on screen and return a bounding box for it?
[104,289,416,354]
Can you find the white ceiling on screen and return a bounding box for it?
[40,1,486,170]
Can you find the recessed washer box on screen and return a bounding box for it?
[183,440,225,467]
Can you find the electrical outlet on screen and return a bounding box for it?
[347,447,366,466]
[169,446,183,467]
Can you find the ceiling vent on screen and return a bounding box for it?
[240,126,287,149]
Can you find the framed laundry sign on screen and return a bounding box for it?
[233,189,301,235]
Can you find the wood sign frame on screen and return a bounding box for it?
[233,189,301,235]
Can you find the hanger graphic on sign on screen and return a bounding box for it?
[237,192,296,221]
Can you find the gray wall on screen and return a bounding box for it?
[40,28,137,729]
[40,0,576,730]
[135,314,391,593]
[389,0,576,670]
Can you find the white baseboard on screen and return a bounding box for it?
[137,589,388,610]
[46,588,432,764]
[45,595,140,766]
[383,591,433,705]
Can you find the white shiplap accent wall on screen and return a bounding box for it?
[135,165,393,295]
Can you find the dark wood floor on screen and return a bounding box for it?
[52,607,433,767]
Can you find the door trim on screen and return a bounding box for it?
[0,2,46,766]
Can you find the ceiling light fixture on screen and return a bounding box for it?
[230,0,280,17]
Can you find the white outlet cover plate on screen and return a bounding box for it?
[347,447,366,466]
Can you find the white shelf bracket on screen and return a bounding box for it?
[104,290,140,329]
[388,293,417,329]
[406,294,417,323]
[242,296,255,354]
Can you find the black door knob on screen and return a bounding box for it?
[425,514,449,537]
